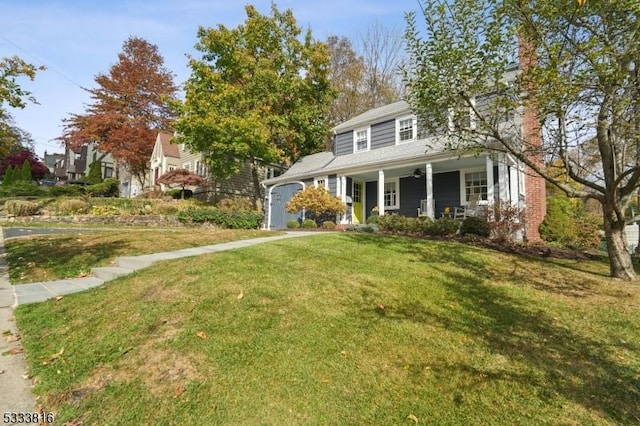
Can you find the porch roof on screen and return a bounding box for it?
[262,138,450,186]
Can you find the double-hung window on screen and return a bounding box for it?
[463,170,487,203]
[396,116,416,143]
[354,127,370,152]
[384,178,399,210]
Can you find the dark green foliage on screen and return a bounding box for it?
[48,184,85,197]
[3,166,15,185]
[86,178,120,197]
[177,207,263,229]
[20,160,32,181]
[287,219,300,228]
[377,214,459,236]
[0,181,45,196]
[460,216,491,238]
[366,214,378,225]
[167,189,193,199]
[86,161,104,184]
[540,196,601,249]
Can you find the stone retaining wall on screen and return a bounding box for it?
[2,214,184,227]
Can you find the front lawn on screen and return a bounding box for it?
[15,233,640,425]
[5,228,278,283]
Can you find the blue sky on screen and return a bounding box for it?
[0,0,420,158]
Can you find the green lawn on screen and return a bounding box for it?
[14,233,640,425]
[4,228,278,283]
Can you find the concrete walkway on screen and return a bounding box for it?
[0,229,323,418]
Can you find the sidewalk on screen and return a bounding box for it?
[0,229,324,418]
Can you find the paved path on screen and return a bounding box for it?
[0,229,323,419]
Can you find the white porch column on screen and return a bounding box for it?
[339,175,349,224]
[497,157,509,205]
[486,156,495,206]
[378,169,385,216]
[509,163,520,208]
[425,163,434,218]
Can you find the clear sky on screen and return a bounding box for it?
[0,0,421,159]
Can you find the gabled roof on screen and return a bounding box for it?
[331,100,411,133]
[262,151,334,185]
[158,132,180,158]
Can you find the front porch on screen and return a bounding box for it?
[335,154,524,225]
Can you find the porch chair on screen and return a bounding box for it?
[418,199,429,217]
[454,193,481,220]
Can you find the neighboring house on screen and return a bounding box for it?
[262,95,546,241]
[149,132,283,203]
[56,142,115,183]
[42,151,65,178]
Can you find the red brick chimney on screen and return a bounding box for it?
[519,36,546,242]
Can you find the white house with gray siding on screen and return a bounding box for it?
[262,96,545,238]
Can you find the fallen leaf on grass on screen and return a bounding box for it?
[407,413,419,424]
[3,347,23,356]
[64,418,83,426]
[42,348,64,365]
[174,384,186,398]
[196,331,207,340]
[77,272,88,278]
[237,290,244,300]
[54,296,64,302]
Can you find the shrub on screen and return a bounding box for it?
[321,221,337,230]
[376,214,409,233]
[540,196,601,249]
[488,202,524,241]
[177,207,263,229]
[4,200,40,216]
[286,186,346,224]
[49,184,84,197]
[460,216,491,238]
[86,161,104,184]
[218,198,254,212]
[90,205,122,216]
[302,219,317,228]
[58,199,90,215]
[366,214,379,225]
[287,219,300,228]
[424,217,460,236]
[0,181,45,197]
[345,224,377,233]
[86,178,119,197]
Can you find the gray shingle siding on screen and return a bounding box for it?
[328,175,337,196]
[335,131,352,156]
[371,119,395,149]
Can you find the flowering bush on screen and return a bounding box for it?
[286,186,346,224]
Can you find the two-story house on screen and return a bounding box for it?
[261,97,546,241]
[56,142,115,183]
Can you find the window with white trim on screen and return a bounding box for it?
[396,116,416,143]
[463,170,488,203]
[354,127,370,152]
[314,176,328,190]
[384,178,399,209]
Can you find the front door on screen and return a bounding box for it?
[352,181,363,224]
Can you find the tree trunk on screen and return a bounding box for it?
[603,214,637,280]
[250,159,263,211]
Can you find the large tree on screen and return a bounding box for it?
[0,111,34,159]
[61,37,178,187]
[0,149,48,180]
[174,4,334,208]
[403,0,640,280]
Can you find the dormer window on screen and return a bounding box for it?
[354,127,370,152]
[396,115,416,143]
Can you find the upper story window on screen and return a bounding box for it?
[353,127,370,152]
[314,176,328,190]
[396,116,416,143]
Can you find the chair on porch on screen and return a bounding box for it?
[418,199,429,217]
[454,193,481,220]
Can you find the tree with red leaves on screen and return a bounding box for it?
[61,37,178,188]
[0,149,48,180]
[156,168,207,199]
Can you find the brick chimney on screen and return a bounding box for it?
[519,36,546,242]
